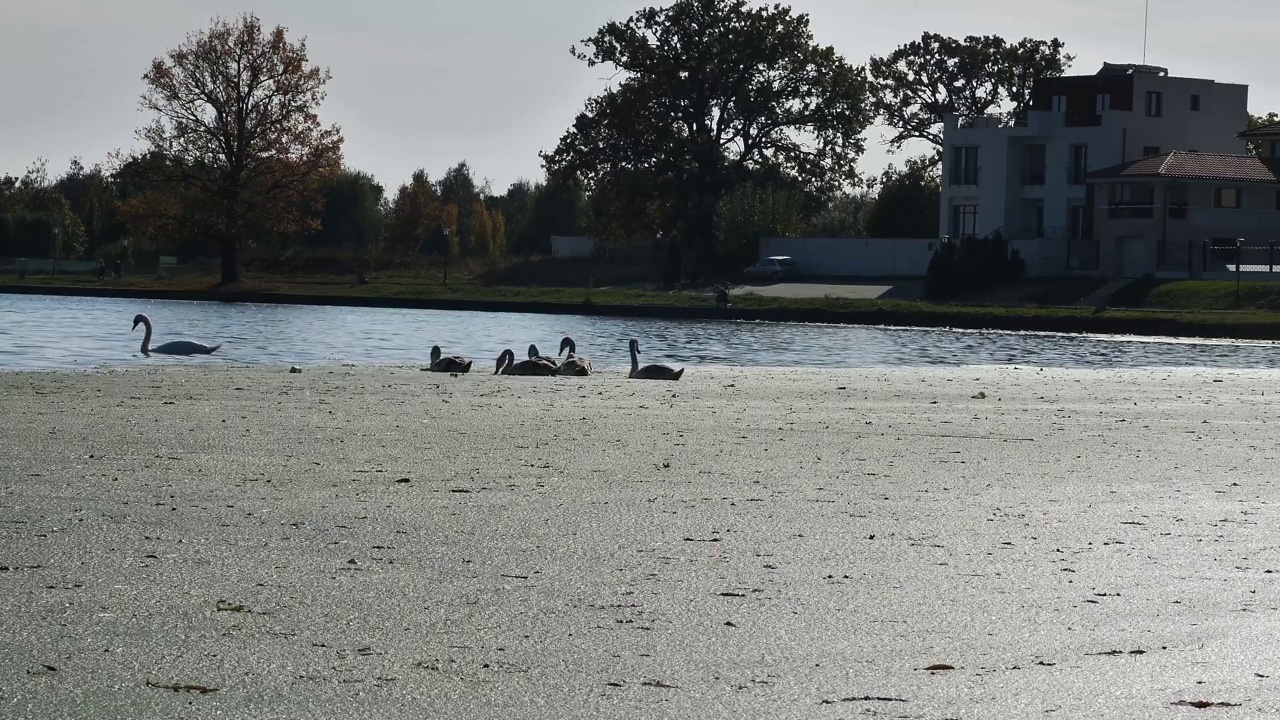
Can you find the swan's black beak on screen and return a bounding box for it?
[131,321,139,331]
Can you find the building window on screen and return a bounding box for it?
[1214,188,1242,209]
[1270,141,1279,158]
[1142,146,1161,157]
[1068,144,1089,185]
[951,205,979,238]
[1145,91,1163,117]
[951,146,979,185]
[1274,190,1279,211]
[1023,144,1047,185]
[1068,204,1086,241]
[1190,94,1201,112]
[1053,95,1067,112]
[1167,185,1189,219]
[1095,93,1111,113]
[1109,183,1155,218]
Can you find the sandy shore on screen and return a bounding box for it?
[2,364,1279,719]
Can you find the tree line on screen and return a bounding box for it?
[2,1,1092,285]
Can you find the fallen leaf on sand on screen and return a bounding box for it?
[1172,700,1241,708]
[642,680,679,689]
[821,695,908,704]
[215,601,248,613]
[922,664,956,671]
[972,392,987,400]
[146,680,219,694]
[718,592,746,597]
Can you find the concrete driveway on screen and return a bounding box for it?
[730,281,922,300]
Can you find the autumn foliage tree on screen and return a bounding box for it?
[469,200,492,258]
[137,13,343,283]
[440,204,460,257]
[385,169,440,255]
[488,207,506,259]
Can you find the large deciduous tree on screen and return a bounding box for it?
[869,33,1072,163]
[1247,112,1279,156]
[138,13,343,284]
[543,0,871,283]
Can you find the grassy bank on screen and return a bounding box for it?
[5,271,1280,340]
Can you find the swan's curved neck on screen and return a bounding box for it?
[629,342,639,371]
[139,320,153,355]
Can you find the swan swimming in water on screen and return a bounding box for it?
[132,314,221,356]
[628,338,683,380]
[427,345,472,373]
[555,336,592,376]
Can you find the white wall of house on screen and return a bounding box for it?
[1011,238,1072,278]
[1091,179,1280,278]
[939,69,1249,275]
[759,237,938,277]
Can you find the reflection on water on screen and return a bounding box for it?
[2,293,1280,371]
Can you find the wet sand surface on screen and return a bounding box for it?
[2,364,1279,719]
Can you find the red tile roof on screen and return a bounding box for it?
[1088,151,1280,184]
[1238,121,1280,138]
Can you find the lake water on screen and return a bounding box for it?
[2,293,1280,371]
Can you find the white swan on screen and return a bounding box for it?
[132,314,221,356]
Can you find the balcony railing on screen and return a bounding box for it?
[1016,226,1066,240]
[1107,203,1155,219]
[1021,169,1047,186]
[1065,112,1102,128]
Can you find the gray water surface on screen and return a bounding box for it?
[3,294,1280,371]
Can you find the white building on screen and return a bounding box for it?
[938,63,1249,274]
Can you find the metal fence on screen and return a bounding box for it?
[1202,239,1280,275]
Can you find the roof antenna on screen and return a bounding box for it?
[1142,0,1150,64]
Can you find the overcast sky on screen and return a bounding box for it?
[1,0,1274,192]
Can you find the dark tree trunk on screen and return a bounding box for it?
[683,193,719,283]
[219,238,241,285]
[662,234,681,288]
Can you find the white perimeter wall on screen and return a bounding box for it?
[759,237,938,277]
[550,236,594,258]
[761,236,1071,278]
